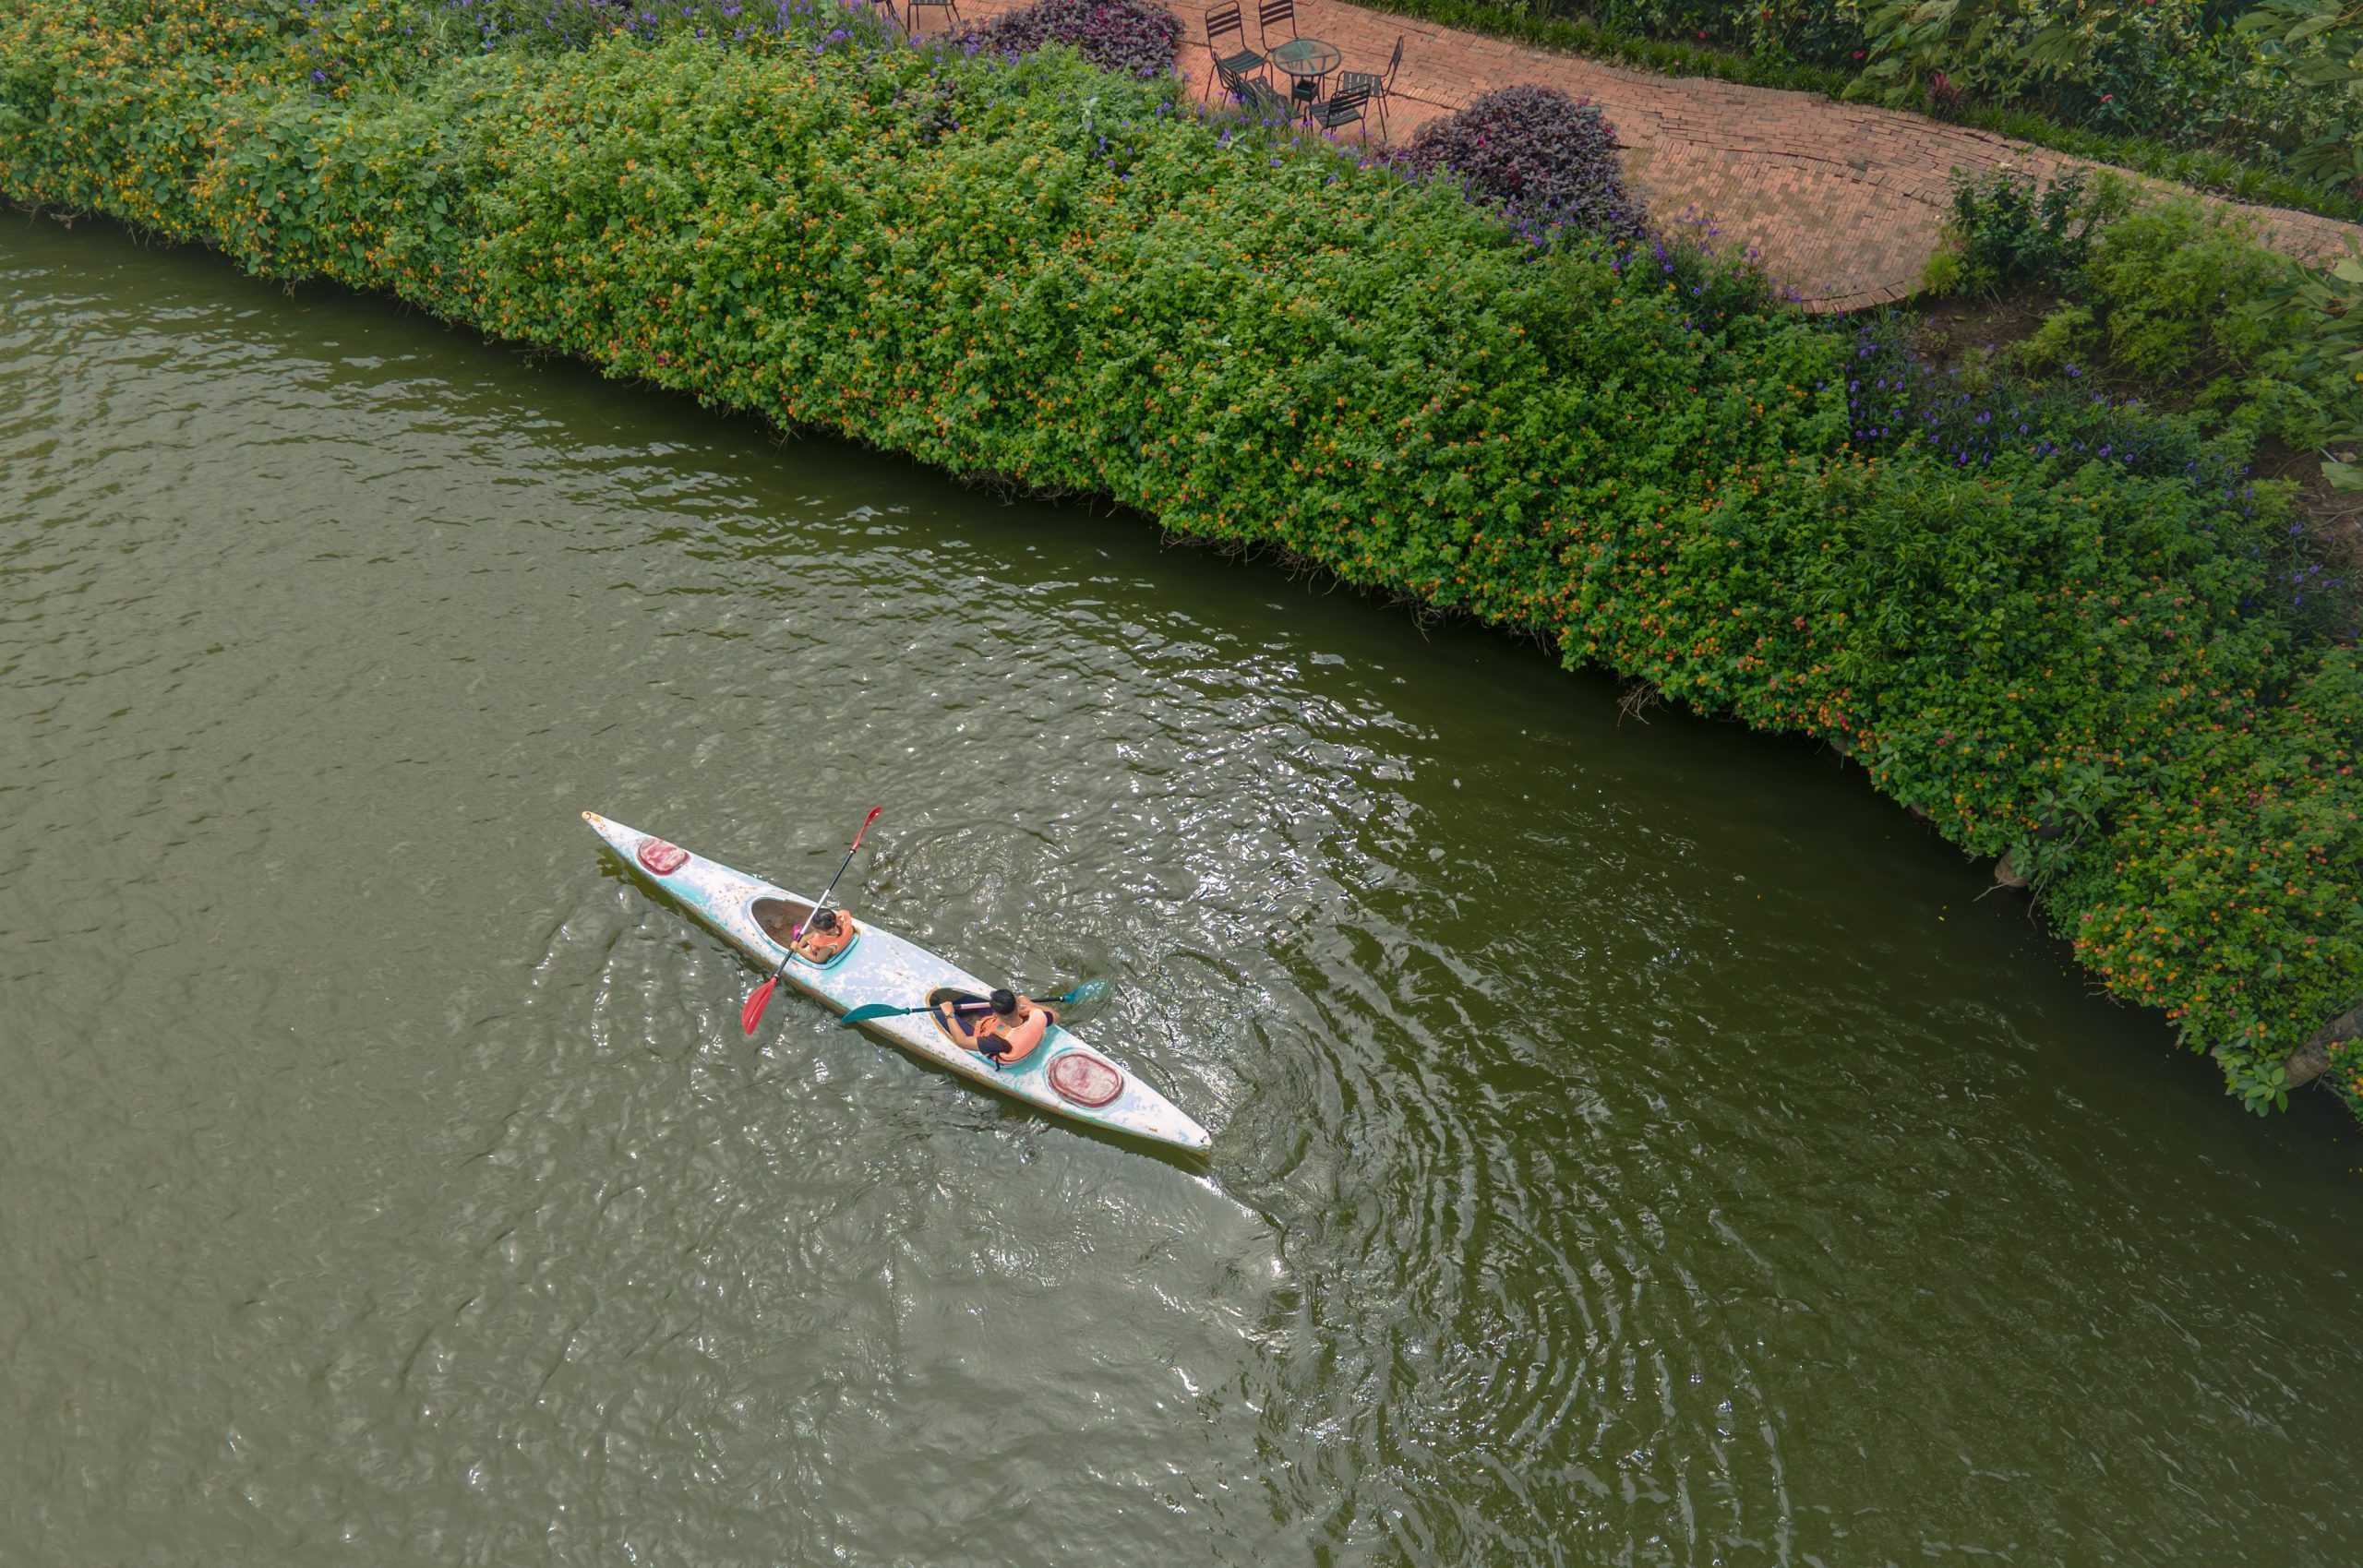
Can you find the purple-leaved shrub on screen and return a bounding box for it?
[1398,84,1644,240]
[954,0,1180,80]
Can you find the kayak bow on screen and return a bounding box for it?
[582,812,1212,1155]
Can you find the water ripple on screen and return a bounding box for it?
[5,218,2362,1568]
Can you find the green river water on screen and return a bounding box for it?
[5,216,2361,1566]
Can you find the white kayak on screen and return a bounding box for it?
[582,812,1212,1155]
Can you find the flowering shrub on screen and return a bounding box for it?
[2333,1036,2363,1121]
[1397,84,1645,240]
[952,0,1180,79]
[1845,315,2256,489]
[2055,646,2363,1125]
[1846,312,2351,644]
[3,0,2356,1123]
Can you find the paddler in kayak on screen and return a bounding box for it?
[790,906,856,964]
[938,988,1054,1067]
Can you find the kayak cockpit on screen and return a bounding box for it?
[929,987,985,1047]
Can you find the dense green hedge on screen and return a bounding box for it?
[6,0,2357,1124]
[2060,645,2363,1113]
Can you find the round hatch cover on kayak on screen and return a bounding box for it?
[637,838,690,876]
[1048,1050,1123,1107]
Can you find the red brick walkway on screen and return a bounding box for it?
[941,0,2363,312]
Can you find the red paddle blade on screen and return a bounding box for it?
[741,976,779,1035]
[850,806,882,849]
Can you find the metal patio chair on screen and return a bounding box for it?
[1217,58,1293,121]
[1337,35,1403,137]
[1306,82,1371,138]
[901,0,963,35]
[1203,3,1267,104]
[1255,0,1296,51]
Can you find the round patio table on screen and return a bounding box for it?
[1268,37,1342,88]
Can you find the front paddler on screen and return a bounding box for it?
[790,905,855,964]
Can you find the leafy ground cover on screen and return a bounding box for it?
[1925,168,2363,509]
[2,0,2357,1126]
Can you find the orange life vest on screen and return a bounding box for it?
[974,999,1049,1062]
[794,912,854,963]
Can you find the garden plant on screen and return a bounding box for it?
[1394,84,1646,240]
[953,0,1182,80]
[1926,167,2363,490]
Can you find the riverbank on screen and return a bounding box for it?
[4,0,2356,1128]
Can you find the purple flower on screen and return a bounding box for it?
[949,0,1180,78]
[1396,86,1645,240]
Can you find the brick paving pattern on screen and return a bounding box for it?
[934,0,2363,312]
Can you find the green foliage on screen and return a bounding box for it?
[1935,167,2124,296]
[2331,1036,2363,1119]
[2003,191,2363,465]
[1844,0,2362,203]
[2053,645,2363,1104]
[2232,1059,2293,1114]
[3,0,2358,1123]
[1851,0,2213,107]
[2245,247,2363,486]
[2081,199,2294,383]
[2015,301,2093,370]
[2237,0,2363,192]
[1920,242,1964,297]
[1341,0,1857,95]
[1581,446,2298,873]
[1850,0,1989,103]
